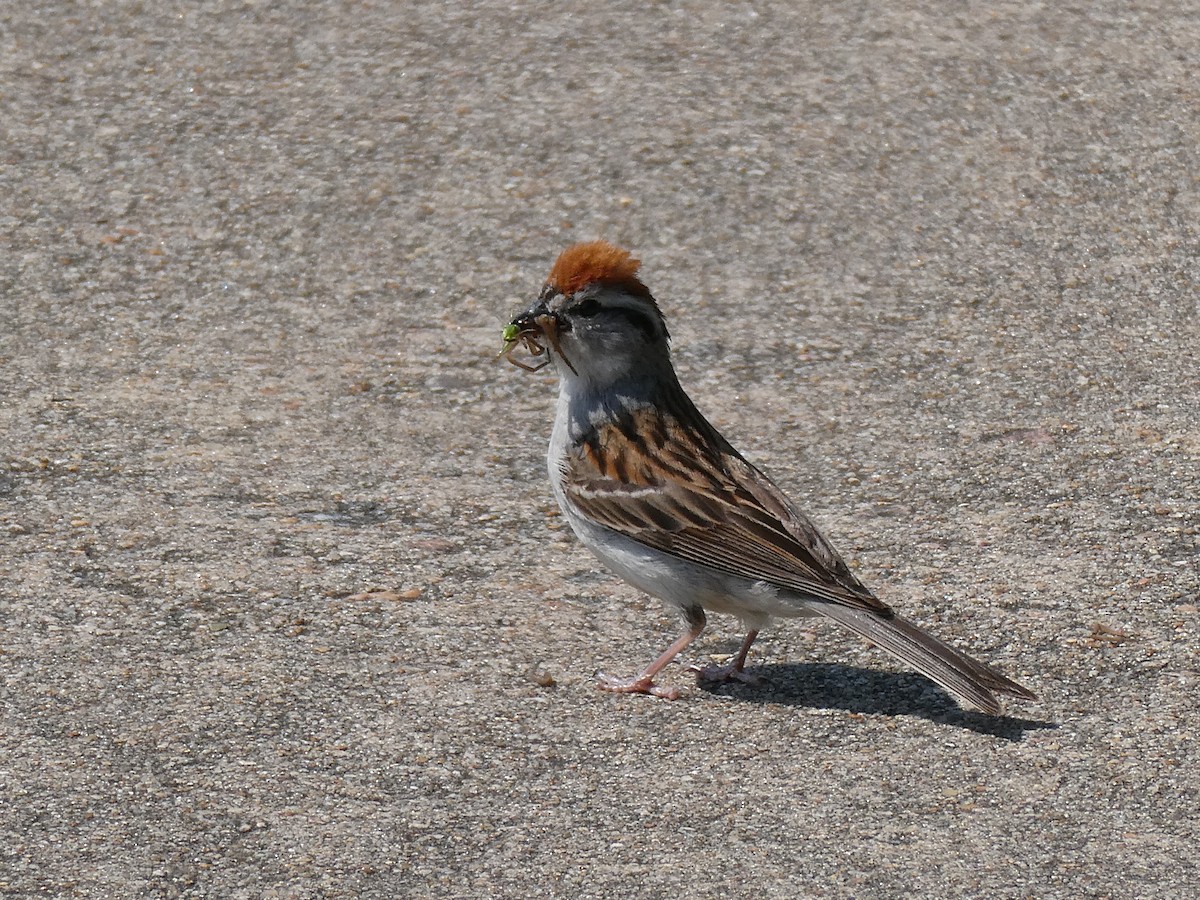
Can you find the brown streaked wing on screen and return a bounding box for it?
[564,414,891,615]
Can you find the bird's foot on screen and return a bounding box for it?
[689,660,763,686]
[597,673,681,701]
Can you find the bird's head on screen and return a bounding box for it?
[502,241,673,390]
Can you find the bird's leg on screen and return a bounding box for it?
[691,628,763,685]
[597,606,706,701]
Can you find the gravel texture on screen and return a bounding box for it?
[2,2,1198,897]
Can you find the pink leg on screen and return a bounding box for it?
[691,629,763,685]
[598,608,707,701]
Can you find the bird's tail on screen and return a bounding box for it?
[815,604,1036,715]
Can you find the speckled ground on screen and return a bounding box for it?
[2,2,1197,897]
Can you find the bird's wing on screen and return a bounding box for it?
[562,410,891,615]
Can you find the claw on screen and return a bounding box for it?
[689,661,763,686]
[597,672,681,701]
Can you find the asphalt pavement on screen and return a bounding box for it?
[2,2,1198,897]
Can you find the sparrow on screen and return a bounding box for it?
[501,240,1036,715]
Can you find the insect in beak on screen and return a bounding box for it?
[498,320,548,372]
[498,311,577,375]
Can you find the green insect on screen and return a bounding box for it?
[498,323,550,372]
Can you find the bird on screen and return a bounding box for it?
[500,240,1036,715]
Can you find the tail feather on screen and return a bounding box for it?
[814,604,1036,715]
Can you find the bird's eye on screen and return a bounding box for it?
[574,297,602,317]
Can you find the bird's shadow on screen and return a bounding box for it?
[697,662,1056,740]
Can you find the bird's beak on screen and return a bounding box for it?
[505,303,577,375]
[508,304,549,337]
